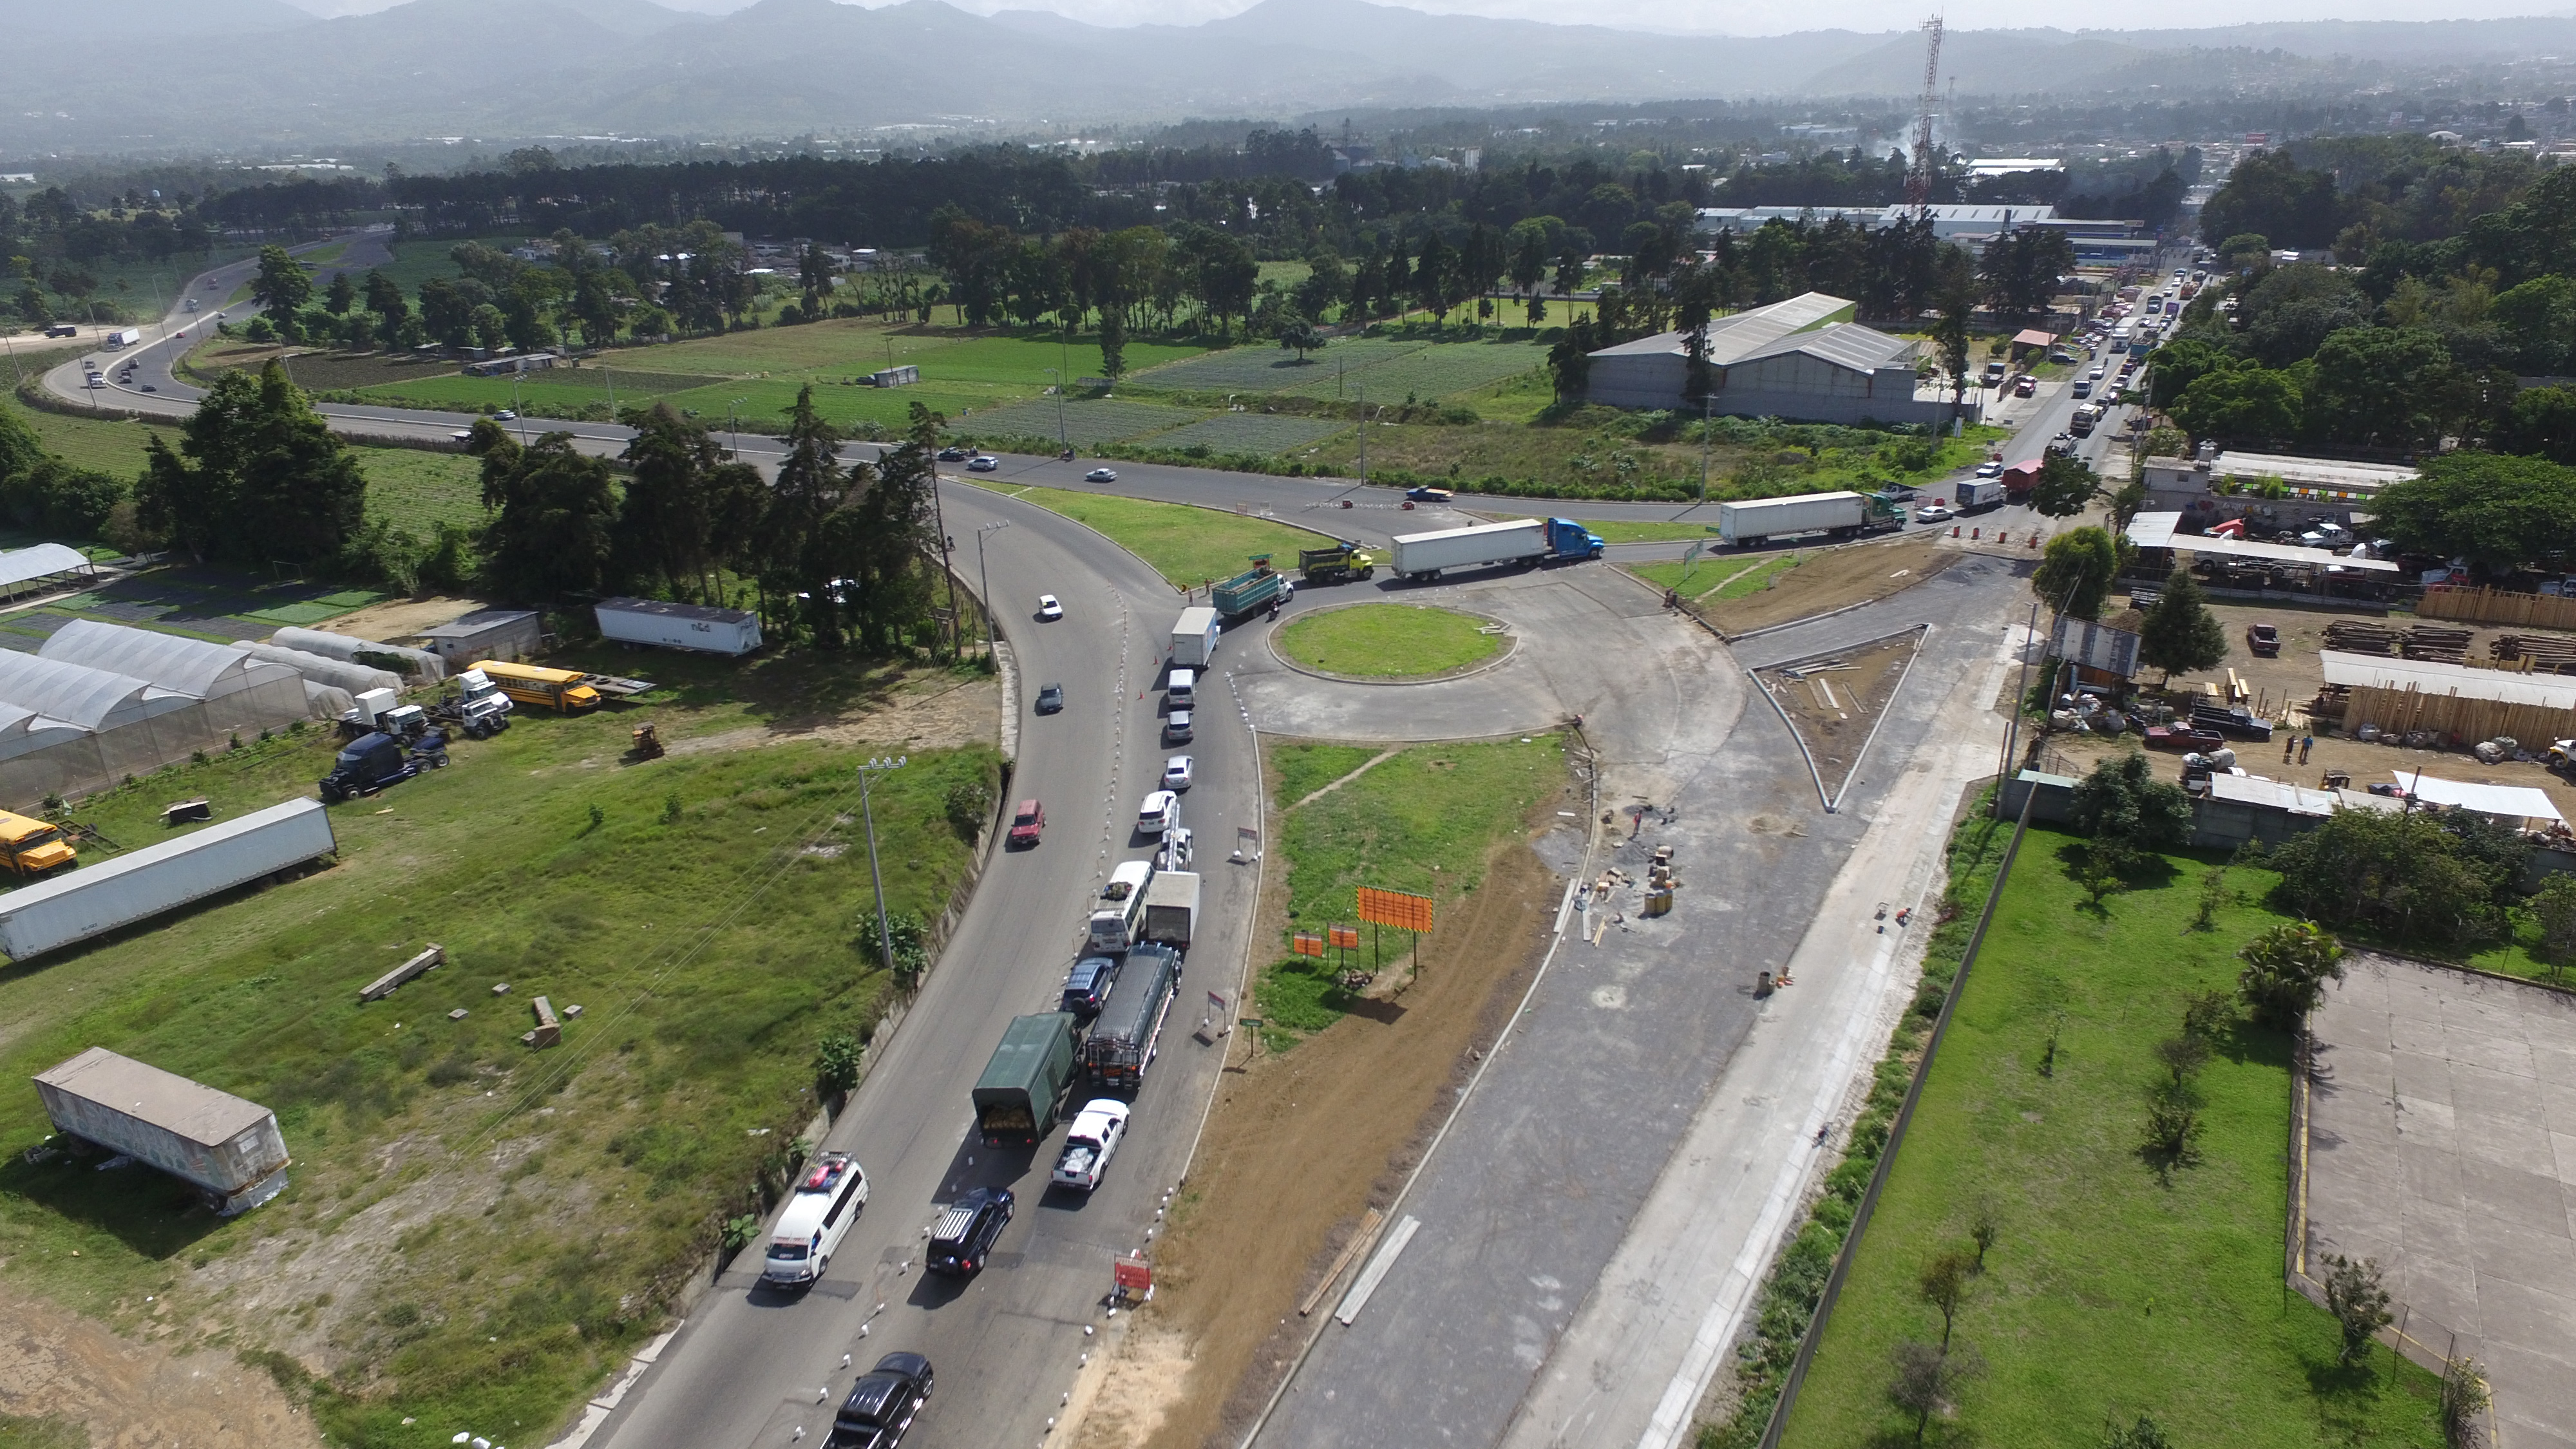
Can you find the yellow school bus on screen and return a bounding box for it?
[469,660,601,713]
[0,809,77,876]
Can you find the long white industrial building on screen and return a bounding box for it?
[1583,291,1956,425]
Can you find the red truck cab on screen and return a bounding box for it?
[1007,798,1045,848]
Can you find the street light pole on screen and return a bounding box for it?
[728,395,748,457]
[1697,391,1713,503]
[974,520,1010,658]
[857,755,906,977]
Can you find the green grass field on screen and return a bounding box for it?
[1780,827,2443,1449]
[956,397,1201,447]
[0,393,178,479]
[1626,554,1772,599]
[1276,603,1501,677]
[0,652,998,1449]
[1256,735,1562,1045]
[1124,334,1549,404]
[357,450,487,537]
[370,235,536,298]
[982,484,1331,590]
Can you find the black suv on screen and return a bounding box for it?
[1061,957,1119,1019]
[827,1352,933,1449]
[926,1187,1013,1275]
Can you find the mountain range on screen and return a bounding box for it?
[4,0,2571,153]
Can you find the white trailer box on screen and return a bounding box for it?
[1170,607,1220,669]
[1716,491,1868,546]
[0,799,337,961]
[1140,871,1200,951]
[103,328,142,350]
[594,598,762,657]
[1390,519,1547,578]
[33,1046,290,1213]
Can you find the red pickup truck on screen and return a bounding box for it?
[1007,798,1045,848]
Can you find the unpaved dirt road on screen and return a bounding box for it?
[0,1280,322,1449]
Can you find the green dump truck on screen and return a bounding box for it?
[1297,542,1376,585]
[973,1012,1080,1146]
[1211,556,1292,617]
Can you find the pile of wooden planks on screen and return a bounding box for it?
[2400,624,2474,663]
[2324,620,2405,655]
[2491,633,2576,675]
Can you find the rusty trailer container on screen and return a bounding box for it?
[32,1047,290,1214]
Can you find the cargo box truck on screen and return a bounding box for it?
[0,799,336,961]
[33,1047,290,1214]
[1170,606,1220,668]
[1714,491,1902,547]
[973,1012,1080,1145]
[1389,518,1603,582]
[1139,871,1199,951]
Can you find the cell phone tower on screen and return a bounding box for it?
[1906,14,1945,214]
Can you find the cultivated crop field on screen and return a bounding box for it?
[0,650,999,1448]
[1274,337,1549,402]
[1142,413,1348,454]
[960,398,1200,446]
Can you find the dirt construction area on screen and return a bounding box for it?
[0,1279,321,1449]
[2052,596,2576,824]
[1753,629,1924,800]
[1701,535,1955,635]
[1072,795,1576,1449]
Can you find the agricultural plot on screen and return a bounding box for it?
[1144,413,1348,455]
[369,235,536,297]
[960,398,1200,446]
[359,450,488,538]
[1130,337,1421,394]
[1275,337,1549,402]
[522,366,732,396]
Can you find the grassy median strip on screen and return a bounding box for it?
[1773,826,2441,1449]
[985,482,1329,591]
[0,654,997,1444]
[1627,554,1772,600]
[1276,603,1499,677]
[1256,735,1562,1043]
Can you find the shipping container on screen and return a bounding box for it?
[0,799,336,961]
[972,1013,1080,1145]
[32,1046,290,1213]
[1083,944,1180,1089]
[594,598,763,657]
[1715,491,1901,546]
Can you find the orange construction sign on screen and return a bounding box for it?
[1328,925,1359,949]
[1357,886,1434,933]
[1293,933,1325,958]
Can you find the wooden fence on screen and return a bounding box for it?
[2416,586,2576,631]
[2345,683,2576,745]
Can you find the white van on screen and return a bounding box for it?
[762,1151,869,1286]
[1166,667,1195,706]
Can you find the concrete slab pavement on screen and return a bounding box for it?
[1500,613,2023,1449]
[2308,952,2576,1448]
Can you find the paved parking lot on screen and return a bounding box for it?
[2306,951,2576,1446]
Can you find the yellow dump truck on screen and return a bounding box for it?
[0,810,77,877]
[469,660,601,713]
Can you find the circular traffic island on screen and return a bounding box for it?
[1273,603,1511,683]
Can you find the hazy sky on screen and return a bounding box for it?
[281,0,2573,34]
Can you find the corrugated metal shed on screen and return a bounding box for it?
[33,1046,289,1209]
[2126,513,2401,573]
[2389,772,2566,824]
[415,610,542,667]
[41,619,300,701]
[2319,650,2576,712]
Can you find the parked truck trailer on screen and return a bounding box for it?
[33,1046,291,1214]
[1714,491,1902,547]
[0,799,336,961]
[973,1012,1080,1146]
[1388,518,1603,582]
[594,598,762,656]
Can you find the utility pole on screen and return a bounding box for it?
[1697,392,1714,503]
[1045,367,1066,451]
[1356,386,1366,489]
[974,520,1010,658]
[728,395,748,457]
[857,756,906,976]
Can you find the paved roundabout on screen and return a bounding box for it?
[1268,601,1519,685]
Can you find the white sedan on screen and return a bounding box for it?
[1163,755,1193,791]
[1973,460,2002,478]
[1913,504,1956,525]
[1052,1099,1130,1191]
[1037,594,1063,621]
[1085,467,1119,482]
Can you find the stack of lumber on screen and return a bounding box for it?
[2324,620,2405,655]
[2490,633,2576,675]
[2400,624,2474,663]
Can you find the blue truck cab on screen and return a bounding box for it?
[1545,518,1606,560]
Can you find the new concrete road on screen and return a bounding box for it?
[585,482,1266,1449]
